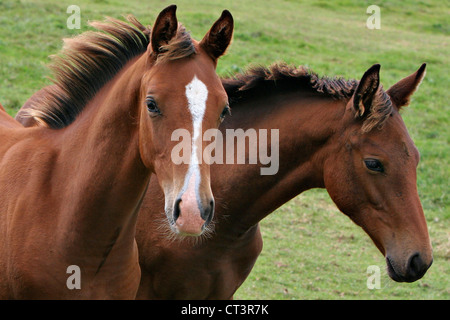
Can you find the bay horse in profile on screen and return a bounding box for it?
[131,63,432,299]
[1,5,233,299]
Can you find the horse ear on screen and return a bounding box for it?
[150,5,178,56]
[353,64,381,117]
[200,10,234,62]
[386,63,426,109]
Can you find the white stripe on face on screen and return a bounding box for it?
[185,75,208,163]
[179,76,208,202]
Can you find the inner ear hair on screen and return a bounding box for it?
[353,64,381,117]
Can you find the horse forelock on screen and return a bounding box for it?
[359,86,394,133]
[154,24,197,64]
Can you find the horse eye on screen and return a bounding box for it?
[220,105,231,120]
[364,159,384,172]
[146,97,160,115]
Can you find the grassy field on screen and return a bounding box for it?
[0,0,448,299]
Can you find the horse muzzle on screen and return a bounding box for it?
[386,252,433,282]
[172,194,214,236]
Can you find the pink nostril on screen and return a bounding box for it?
[173,199,205,236]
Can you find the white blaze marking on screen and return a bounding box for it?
[179,76,208,202]
[186,75,208,164]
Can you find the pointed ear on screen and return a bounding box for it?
[200,10,234,62]
[386,63,426,109]
[150,5,178,56]
[353,64,381,117]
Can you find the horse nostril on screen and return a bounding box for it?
[407,253,428,281]
[201,199,215,224]
[173,198,181,223]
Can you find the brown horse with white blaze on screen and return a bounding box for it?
[2,5,233,299]
[18,61,432,297]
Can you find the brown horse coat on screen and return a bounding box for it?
[1,6,234,299]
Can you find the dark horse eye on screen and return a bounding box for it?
[364,159,384,172]
[220,105,231,120]
[146,97,160,115]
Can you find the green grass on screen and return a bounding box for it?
[0,0,448,299]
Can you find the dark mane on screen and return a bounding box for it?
[223,63,358,102]
[223,63,393,132]
[24,15,196,129]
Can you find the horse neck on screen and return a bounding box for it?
[55,54,150,249]
[213,91,347,234]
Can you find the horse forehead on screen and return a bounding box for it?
[351,114,413,147]
[174,69,227,106]
[383,113,415,146]
[363,116,418,160]
[172,51,222,87]
[185,76,208,120]
[152,62,219,92]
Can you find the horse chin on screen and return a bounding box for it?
[386,256,404,282]
[173,228,203,237]
[170,220,214,238]
[164,221,215,247]
[168,218,202,237]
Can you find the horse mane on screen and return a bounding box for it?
[25,15,196,129]
[223,63,393,132]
